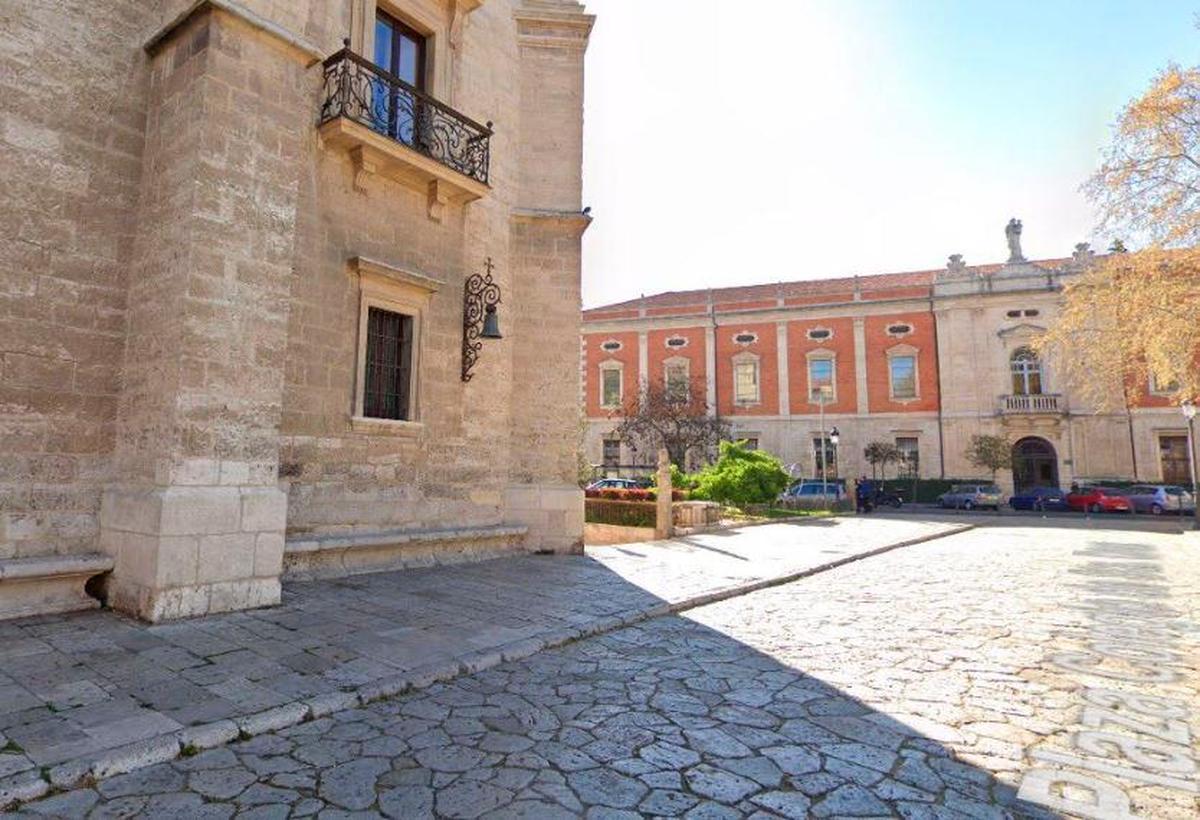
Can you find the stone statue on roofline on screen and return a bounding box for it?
[946,254,967,277]
[1005,218,1025,263]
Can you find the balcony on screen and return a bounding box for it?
[1000,393,1065,415]
[318,44,491,220]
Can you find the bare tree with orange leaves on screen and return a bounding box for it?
[1037,63,1200,408]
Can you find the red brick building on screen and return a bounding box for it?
[582,238,1195,493]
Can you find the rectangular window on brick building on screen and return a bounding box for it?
[601,366,622,408]
[896,437,919,477]
[890,355,917,399]
[363,307,414,420]
[734,360,759,403]
[603,438,621,468]
[808,358,834,401]
[665,360,690,402]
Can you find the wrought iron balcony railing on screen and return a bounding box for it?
[319,43,492,185]
[1000,393,1065,414]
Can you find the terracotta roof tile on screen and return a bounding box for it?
[583,257,1073,318]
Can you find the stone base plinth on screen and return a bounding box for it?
[103,575,281,622]
[0,554,114,621]
[99,483,286,622]
[503,484,584,554]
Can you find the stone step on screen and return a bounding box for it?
[283,524,528,581]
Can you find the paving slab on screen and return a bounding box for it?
[0,517,961,805]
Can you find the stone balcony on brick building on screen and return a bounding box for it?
[317,42,492,221]
[999,393,1066,415]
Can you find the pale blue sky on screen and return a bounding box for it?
[580,1,1198,307]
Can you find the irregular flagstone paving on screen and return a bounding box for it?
[0,518,954,783]
[2,524,1195,818]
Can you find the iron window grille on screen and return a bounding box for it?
[363,307,414,420]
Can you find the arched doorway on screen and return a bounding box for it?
[1012,437,1059,491]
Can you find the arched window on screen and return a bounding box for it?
[1010,347,1043,395]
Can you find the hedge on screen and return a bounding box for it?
[584,488,687,501]
[584,498,657,528]
[875,478,997,503]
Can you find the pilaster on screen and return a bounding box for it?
[853,317,869,414]
[100,6,311,620]
[776,322,790,416]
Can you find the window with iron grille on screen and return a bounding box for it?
[363,307,414,420]
[603,439,621,467]
[895,437,919,477]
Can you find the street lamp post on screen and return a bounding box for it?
[1183,400,1199,530]
[829,426,840,510]
[815,386,831,501]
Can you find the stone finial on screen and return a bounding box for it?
[1005,218,1026,263]
[946,254,967,276]
[1071,242,1094,266]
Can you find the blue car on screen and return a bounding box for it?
[1009,486,1068,512]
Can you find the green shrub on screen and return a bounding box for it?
[688,441,790,506]
[585,499,656,527]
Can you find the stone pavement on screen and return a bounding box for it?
[4,522,1195,818]
[0,517,960,805]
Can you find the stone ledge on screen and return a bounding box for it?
[0,554,113,621]
[283,524,529,581]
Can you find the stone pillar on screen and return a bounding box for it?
[775,322,790,417]
[853,317,869,414]
[655,449,673,540]
[99,8,315,620]
[502,1,594,555]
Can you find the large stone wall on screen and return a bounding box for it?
[0,1,147,560]
[2,0,593,620]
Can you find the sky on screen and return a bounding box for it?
[579,0,1199,308]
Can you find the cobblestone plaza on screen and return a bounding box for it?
[4,521,1196,818]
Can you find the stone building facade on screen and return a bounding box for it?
[582,229,1195,495]
[1,0,593,621]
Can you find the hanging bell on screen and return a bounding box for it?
[481,304,502,339]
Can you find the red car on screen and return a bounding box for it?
[1066,486,1133,513]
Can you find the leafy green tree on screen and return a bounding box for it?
[863,440,902,480]
[964,434,1012,482]
[688,441,790,506]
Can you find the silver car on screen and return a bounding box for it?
[938,484,1003,511]
[1124,485,1196,515]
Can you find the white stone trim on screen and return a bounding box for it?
[662,355,690,396]
[775,322,790,416]
[886,343,920,402]
[351,257,437,426]
[805,348,837,405]
[731,351,761,405]
[599,360,624,409]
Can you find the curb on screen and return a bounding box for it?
[0,521,972,809]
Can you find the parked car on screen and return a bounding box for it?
[779,481,847,503]
[1009,486,1069,512]
[1123,484,1196,515]
[937,484,1003,510]
[1065,486,1133,514]
[585,478,642,491]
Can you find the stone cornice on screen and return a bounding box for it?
[144,0,324,66]
[349,256,444,294]
[514,1,595,48]
[511,208,593,234]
